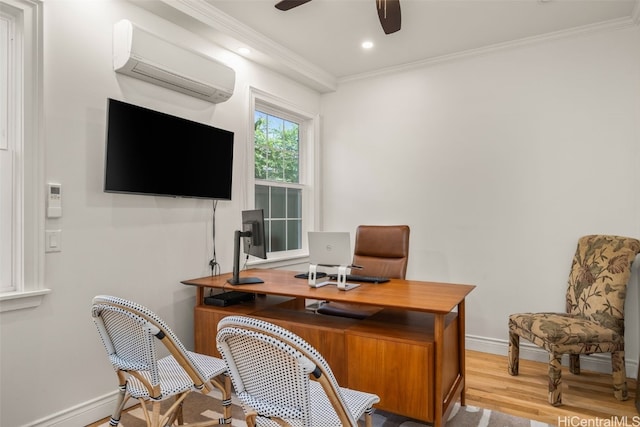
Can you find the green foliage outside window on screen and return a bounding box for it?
[254,111,299,183]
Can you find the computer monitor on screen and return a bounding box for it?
[228,209,267,285]
[242,209,267,260]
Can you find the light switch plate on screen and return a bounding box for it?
[45,230,62,253]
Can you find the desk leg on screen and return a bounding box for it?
[434,313,445,427]
[459,300,466,407]
[435,303,467,426]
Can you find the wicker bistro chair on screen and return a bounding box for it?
[508,235,640,406]
[91,295,232,426]
[216,315,380,426]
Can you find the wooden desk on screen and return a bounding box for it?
[182,269,475,427]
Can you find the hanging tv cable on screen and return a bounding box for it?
[209,200,220,276]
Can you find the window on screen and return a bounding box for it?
[254,111,302,252]
[0,0,47,312]
[250,88,318,261]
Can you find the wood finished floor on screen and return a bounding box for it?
[87,350,638,426]
[465,350,638,425]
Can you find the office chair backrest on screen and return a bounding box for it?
[92,295,210,394]
[565,235,640,334]
[352,225,410,279]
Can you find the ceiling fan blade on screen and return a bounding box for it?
[275,0,312,11]
[377,0,401,34]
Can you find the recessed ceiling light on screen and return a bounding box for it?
[361,41,374,49]
[238,47,251,55]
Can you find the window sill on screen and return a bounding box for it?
[0,288,51,313]
[247,253,309,270]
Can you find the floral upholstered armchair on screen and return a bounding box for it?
[508,235,640,406]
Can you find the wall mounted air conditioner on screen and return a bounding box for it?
[113,19,235,103]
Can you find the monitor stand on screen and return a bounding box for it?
[228,276,264,285]
[227,229,263,285]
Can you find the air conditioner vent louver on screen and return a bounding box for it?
[113,19,235,104]
[131,62,216,98]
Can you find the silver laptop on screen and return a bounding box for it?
[308,231,352,266]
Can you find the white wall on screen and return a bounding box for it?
[321,25,640,364]
[0,1,320,426]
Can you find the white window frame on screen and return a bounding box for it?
[248,87,319,265]
[0,0,48,313]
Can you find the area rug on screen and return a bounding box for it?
[94,389,551,427]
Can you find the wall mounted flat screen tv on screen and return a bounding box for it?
[104,98,234,200]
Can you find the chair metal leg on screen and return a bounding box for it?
[548,353,562,406]
[612,350,628,401]
[507,331,519,376]
[569,354,580,374]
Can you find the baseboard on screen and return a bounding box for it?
[21,390,136,427]
[466,334,639,378]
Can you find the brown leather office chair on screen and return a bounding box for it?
[316,225,410,319]
[351,225,411,278]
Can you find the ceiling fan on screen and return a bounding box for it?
[275,0,401,35]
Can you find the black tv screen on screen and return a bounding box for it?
[104,98,234,200]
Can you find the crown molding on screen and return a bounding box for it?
[156,0,337,93]
[141,0,639,92]
[339,14,640,85]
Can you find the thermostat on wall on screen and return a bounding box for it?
[47,183,62,218]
